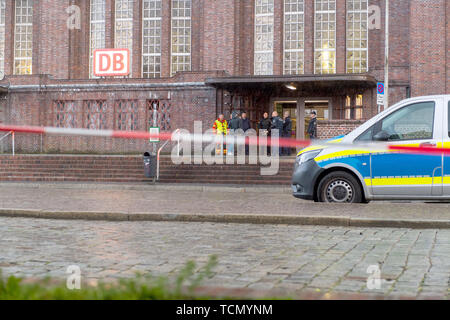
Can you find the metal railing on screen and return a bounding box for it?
[0,131,14,156]
[156,129,180,181]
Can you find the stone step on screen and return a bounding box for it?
[0,173,146,179]
[0,166,144,171]
[158,179,290,185]
[0,176,151,183]
[0,155,294,184]
[0,165,293,171]
[0,170,290,178]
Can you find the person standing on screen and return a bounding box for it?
[213,114,228,155]
[239,112,251,132]
[258,112,271,135]
[282,111,293,156]
[239,112,251,155]
[271,111,283,156]
[307,111,318,140]
[259,112,272,155]
[227,111,240,156]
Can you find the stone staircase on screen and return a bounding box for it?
[0,155,294,185]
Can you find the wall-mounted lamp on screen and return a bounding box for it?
[285,84,297,91]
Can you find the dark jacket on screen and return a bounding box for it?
[239,118,251,132]
[307,117,317,138]
[228,115,240,130]
[259,118,272,131]
[271,116,284,134]
[282,117,293,137]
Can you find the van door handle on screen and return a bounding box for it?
[420,142,436,147]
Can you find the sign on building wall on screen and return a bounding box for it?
[149,127,160,143]
[377,82,385,106]
[93,49,130,77]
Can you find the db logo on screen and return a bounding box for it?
[93,49,130,77]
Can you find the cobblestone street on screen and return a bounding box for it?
[1,217,449,299]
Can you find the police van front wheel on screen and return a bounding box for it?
[317,171,363,204]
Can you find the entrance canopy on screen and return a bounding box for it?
[0,85,7,93]
[206,74,377,132]
[206,74,377,92]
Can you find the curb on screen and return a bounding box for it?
[1,208,450,229]
[0,182,292,194]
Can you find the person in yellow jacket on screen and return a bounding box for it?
[212,114,229,155]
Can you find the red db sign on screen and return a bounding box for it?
[93,49,130,77]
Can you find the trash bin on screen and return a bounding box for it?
[143,152,157,178]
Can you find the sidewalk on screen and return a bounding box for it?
[1,182,450,228]
[0,181,292,194]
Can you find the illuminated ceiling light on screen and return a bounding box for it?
[285,84,297,91]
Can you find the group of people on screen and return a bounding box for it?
[258,111,293,156]
[212,110,318,156]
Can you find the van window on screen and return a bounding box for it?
[448,101,450,137]
[356,126,374,142]
[372,101,435,141]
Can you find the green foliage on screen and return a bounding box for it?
[0,256,218,300]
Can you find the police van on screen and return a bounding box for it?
[292,95,450,203]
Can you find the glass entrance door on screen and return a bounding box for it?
[274,102,297,139]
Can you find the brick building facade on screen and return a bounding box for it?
[0,0,449,152]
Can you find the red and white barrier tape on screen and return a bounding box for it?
[0,124,311,148]
[0,124,449,155]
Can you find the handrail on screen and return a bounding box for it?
[0,131,11,142]
[0,131,14,156]
[156,129,180,181]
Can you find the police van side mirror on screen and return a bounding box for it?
[373,130,390,142]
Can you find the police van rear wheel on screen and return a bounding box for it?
[317,171,363,204]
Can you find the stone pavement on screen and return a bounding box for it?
[0,217,449,299]
[1,183,450,228]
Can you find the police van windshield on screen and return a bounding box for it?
[356,101,435,142]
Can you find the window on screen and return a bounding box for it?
[115,0,134,76]
[448,101,450,138]
[314,0,336,74]
[356,126,373,142]
[142,0,162,78]
[116,100,139,131]
[359,102,436,142]
[147,100,171,131]
[254,0,274,75]
[345,94,364,120]
[355,94,363,120]
[85,100,108,130]
[0,0,6,78]
[171,0,191,76]
[89,0,106,78]
[284,0,304,75]
[344,96,352,120]
[346,0,368,73]
[0,0,5,78]
[54,101,79,128]
[14,0,33,75]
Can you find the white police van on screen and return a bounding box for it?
[292,95,450,203]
